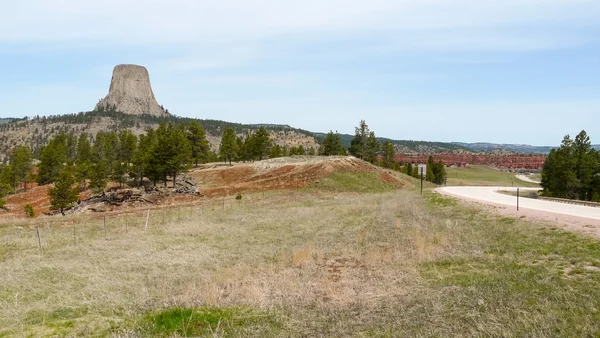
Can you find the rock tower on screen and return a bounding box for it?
[95,64,168,116]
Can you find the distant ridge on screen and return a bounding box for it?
[313,132,598,154]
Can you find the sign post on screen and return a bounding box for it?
[418,164,427,196]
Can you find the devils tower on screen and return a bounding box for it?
[95,64,168,116]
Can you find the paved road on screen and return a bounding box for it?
[516,174,541,184]
[438,186,600,221]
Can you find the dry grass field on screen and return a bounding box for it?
[1,163,599,337]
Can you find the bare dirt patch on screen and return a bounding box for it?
[190,156,402,198]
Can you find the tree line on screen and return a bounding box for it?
[0,118,448,215]
[321,120,447,184]
[541,130,600,201]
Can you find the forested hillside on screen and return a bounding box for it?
[0,109,318,161]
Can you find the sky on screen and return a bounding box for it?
[1,0,600,145]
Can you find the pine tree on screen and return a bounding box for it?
[0,182,13,211]
[151,123,192,187]
[48,167,79,216]
[349,120,370,159]
[381,141,396,169]
[250,127,271,161]
[9,145,33,190]
[270,144,282,158]
[75,134,93,190]
[364,132,380,164]
[236,137,246,162]
[426,156,435,182]
[37,132,68,185]
[186,121,210,167]
[132,128,158,186]
[321,131,346,156]
[219,127,238,165]
[432,160,447,185]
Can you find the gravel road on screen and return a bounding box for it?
[437,186,600,221]
[515,174,541,184]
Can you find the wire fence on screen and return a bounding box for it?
[0,192,277,262]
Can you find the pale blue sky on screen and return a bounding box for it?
[1,0,599,145]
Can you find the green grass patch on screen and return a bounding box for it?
[446,165,540,187]
[131,307,281,337]
[308,170,398,193]
[429,194,458,207]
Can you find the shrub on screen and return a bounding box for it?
[24,204,35,218]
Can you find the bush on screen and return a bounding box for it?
[236,193,242,200]
[24,204,35,218]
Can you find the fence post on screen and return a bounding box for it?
[104,216,107,240]
[73,224,76,245]
[145,209,150,232]
[517,188,520,211]
[36,226,42,255]
[178,207,181,221]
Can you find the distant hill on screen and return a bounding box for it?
[453,142,555,154]
[0,110,318,160]
[313,132,596,155]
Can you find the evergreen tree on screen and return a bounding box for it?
[48,167,79,216]
[381,141,396,169]
[270,144,282,158]
[249,127,271,160]
[9,145,33,190]
[297,146,306,155]
[349,120,370,159]
[37,132,68,185]
[541,135,579,199]
[308,147,316,156]
[115,130,137,187]
[131,128,158,186]
[426,156,435,182]
[236,137,246,162]
[75,134,92,190]
[573,130,596,200]
[321,131,347,156]
[219,127,238,165]
[432,160,447,185]
[186,121,210,166]
[405,163,413,176]
[0,182,12,211]
[151,123,192,187]
[364,131,380,164]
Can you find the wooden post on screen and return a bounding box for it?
[125,220,128,234]
[104,216,107,239]
[73,224,76,245]
[517,188,520,211]
[144,209,150,232]
[36,226,42,254]
[178,207,181,221]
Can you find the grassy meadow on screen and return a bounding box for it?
[446,165,540,188]
[0,170,599,337]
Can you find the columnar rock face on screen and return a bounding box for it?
[95,64,168,116]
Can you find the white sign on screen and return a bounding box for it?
[418,164,427,177]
